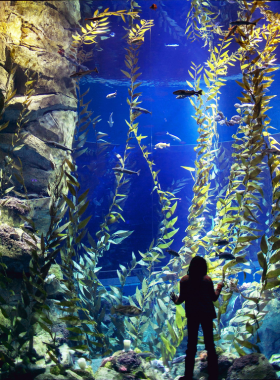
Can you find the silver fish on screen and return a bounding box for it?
[106,91,117,99]
[231,115,242,122]
[166,132,181,142]
[165,44,179,47]
[234,103,254,108]
[108,112,114,127]
[151,360,166,373]
[170,355,186,365]
[131,106,152,115]
[113,167,140,176]
[44,141,73,152]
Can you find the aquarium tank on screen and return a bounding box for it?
[1,0,280,379]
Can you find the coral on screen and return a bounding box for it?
[111,351,141,373]
[199,350,207,361]
[134,348,142,354]
[100,355,113,367]
[50,365,61,375]
[104,361,113,369]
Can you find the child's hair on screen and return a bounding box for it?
[187,256,208,280]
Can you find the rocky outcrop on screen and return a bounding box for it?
[0,0,80,237]
[226,353,277,380]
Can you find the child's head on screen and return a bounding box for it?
[187,256,207,278]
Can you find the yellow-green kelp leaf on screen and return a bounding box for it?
[163,228,179,239]
[264,279,280,290]
[181,166,195,171]
[160,333,176,356]
[166,202,177,219]
[233,339,247,357]
[235,338,260,352]
[158,239,174,249]
[257,251,267,270]
[260,235,268,254]
[269,250,280,264]
[175,309,183,329]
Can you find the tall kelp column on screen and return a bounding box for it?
[172,0,280,359]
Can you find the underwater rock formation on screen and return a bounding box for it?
[226,353,277,380]
[0,0,80,234]
[95,350,167,380]
[171,351,237,380]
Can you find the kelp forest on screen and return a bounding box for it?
[0,0,280,379]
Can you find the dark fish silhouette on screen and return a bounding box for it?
[85,16,103,21]
[131,106,152,115]
[70,69,98,78]
[224,25,237,40]
[215,240,230,246]
[264,148,280,155]
[170,355,186,365]
[150,4,157,10]
[113,167,140,176]
[44,141,73,152]
[173,89,202,97]
[112,305,142,317]
[136,352,156,359]
[216,252,235,260]
[166,249,180,257]
[230,20,257,26]
[23,222,35,233]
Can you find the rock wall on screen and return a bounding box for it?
[0,0,80,269]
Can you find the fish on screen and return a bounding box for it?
[176,95,188,99]
[165,44,179,47]
[214,115,222,122]
[23,222,35,233]
[166,249,180,257]
[231,115,242,122]
[150,4,157,10]
[215,240,230,246]
[70,69,98,78]
[217,111,225,118]
[106,91,117,99]
[173,89,202,97]
[151,360,166,373]
[58,48,65,55]
[245,67,267,76]
[85,16,104,21]
[234,103,254,108]
[130,37,144,44]
[136,352,156,359]
[108,112,114,127]
[44,141,73,152]
[131,106,152,115]
[215,252,235,260]
[112,305,142,317]
[162,271,178,281]
[224,25,237,40]
[154,143,170,149]
[170,355,186,365]
[264,148,280,155]
[225,120,236,126]
[113,167,140,176]
[166,132,181,142]
[110,32,115,37]
[230,20,257,26]
[58,50,89,71]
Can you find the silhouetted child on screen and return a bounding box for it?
[170,256,224,380]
